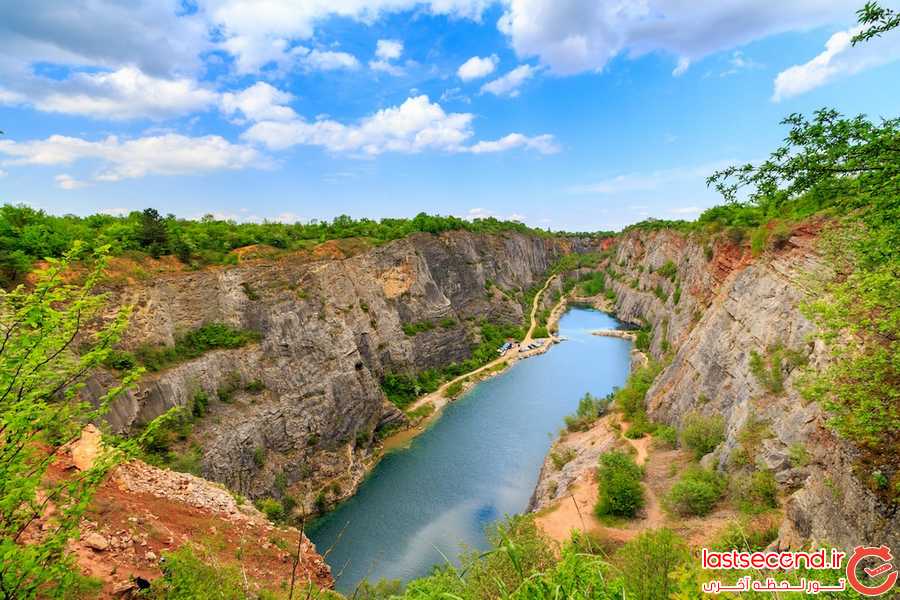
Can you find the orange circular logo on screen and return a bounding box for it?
[846,546,898,597]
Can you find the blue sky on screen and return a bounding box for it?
[1,1,899,231]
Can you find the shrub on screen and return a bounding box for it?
[653,425,678,448]
[532,325,550,339]
[711,517,780,552]
[595,451,644,518]
[672,284,682,305]
[634,326,652,353]
[730,470,778,514]
[444,380,464,399]
[680,412,725,460]
[256,498,285,523]
[252,446,265,468]
[439,317,457,328]
[725,226,746,245]
[102,349,137,371]
[550,447,577,470]
[564,392,610,432]
[154,545,248,600]
[614,529,690,600]
[135,323,260,372]
[750,225,769,256]
[244,379,265,393]
[769,222,792,249]
[665,466,726,516]
[402,320,435,336]
[788,442,810,468]
[730,417,771,468]
[656,260,678,280]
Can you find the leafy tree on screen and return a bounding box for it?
[853,2,900,45]
[137,208,169,257]
[0,244,140,599]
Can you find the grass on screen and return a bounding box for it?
[133,323,260,372]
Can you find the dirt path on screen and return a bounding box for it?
[534,421,664,545]
[402,274,558,418]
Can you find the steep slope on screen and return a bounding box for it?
[602,225,897,552]
[89,231,583,514]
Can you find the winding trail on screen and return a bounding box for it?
[395,274,559,433]
[404,274,558,413]
[534,421,664,545]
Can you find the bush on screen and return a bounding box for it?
[444,380,464,399]
[656,260,678,280]
[653,425,678,448]
[564,392,610,432]
[402,320,435,336]
[256,498,285,523]
[634,326,651,353]
[614,529,690,600]
[135,323,259,372]
[680,412,725,460]
[730,470,778,514]
[665,466,726,516]
[711,517,780,552]
[550,447,577,470]
[595,451,644,518]
[154,545,248,600]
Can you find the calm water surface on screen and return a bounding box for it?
[308,308,631,593]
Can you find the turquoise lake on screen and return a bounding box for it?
[307,307,632,594]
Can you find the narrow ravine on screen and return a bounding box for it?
[307,308,633,593]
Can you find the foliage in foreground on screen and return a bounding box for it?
[595,450,645,518]
[0,245,139,599]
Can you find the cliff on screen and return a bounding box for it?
[598,225,896,552]
[91,231,580,513]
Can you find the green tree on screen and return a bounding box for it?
[853,2,900,45]
[137,208,169,257]
[0,244,140,599]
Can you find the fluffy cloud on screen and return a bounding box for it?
[54,174,88,190]
[0,67,219,120]
[221,82,297,123]
[567,161,734,195]
[242,95,473,154]
[292,47,360,71]
[458,54,499,80]
[0,133,263,183]
[467,133,559,154]
[773,25,900,101]
[370,39,405,75]
[201,1,488,73]
[375,39,403,60]
[241,94,557,156]
[498,0,859,75]
[480,65,538,97]
[0,1,208,77]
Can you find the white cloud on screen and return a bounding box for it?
[292,47,360,71]
[370,39,405,75]
[241,94,557,157]
[467,133,559,155]
[55,174,88,190]
[375,39,403,60]
[480,64,537,97]
[0,67,218,120]
[458,54,498,81]
[773,25,900,101]
[721,51,763,76]
[672,57,691,77]
[0,1,208,78]
[0,133,263,184]
[221,82,297,123]
[100,207,130,216]
[497,0,859,76]
[200,0,489,73]
[0,169,7,178]
[369,59,406,75]
[242,95,473,154]
[669,206,701,215]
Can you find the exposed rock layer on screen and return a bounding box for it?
[95,231,580,511]
[600,228,898,553]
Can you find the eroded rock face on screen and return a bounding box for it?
[606,228,899,554]
[94,231,571,511]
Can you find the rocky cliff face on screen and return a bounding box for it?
[605,226,898,553]
[94,231,576,512]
